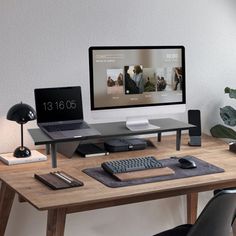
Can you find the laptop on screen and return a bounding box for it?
[34,86,101,140]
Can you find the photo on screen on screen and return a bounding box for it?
[143,68,156,92]
[125,65,144,94]
[173,67,183,91]
[154,67,169,92]
[106,69,124,94]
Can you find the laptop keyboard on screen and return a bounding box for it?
[44,122,89,132]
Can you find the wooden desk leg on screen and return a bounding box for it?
[157,132,162,142]
[47,208,66,236]
[0,182,15,236]
[187,192,198,224]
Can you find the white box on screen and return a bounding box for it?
[0,150,47,165]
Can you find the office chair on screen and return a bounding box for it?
[153,189,236,236]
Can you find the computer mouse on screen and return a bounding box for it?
[178,157,197,169]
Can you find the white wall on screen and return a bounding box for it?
[1,0,236,235]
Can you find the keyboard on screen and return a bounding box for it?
[44,122,89,132]
[101,156,163,175]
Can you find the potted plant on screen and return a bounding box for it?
[210,87,236,139]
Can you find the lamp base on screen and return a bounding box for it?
[13,146,31,158]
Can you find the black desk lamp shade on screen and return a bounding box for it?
[7,102,37,158]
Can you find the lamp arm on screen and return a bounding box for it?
[21,123,24,149]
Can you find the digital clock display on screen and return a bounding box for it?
[43,100,77,111]
[34,86,84,123]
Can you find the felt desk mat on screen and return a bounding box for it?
[83,156,224,188]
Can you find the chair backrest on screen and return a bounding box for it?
[187,189,236,236]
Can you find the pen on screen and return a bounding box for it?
[51,172,72,184]
[57,171,74,182]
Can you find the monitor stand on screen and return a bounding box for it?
[126,116,160,131]
[57,141,80,158]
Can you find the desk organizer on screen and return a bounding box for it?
[35,171,83,190]
[83,156,224,188]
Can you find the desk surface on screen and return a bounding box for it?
[28,118,194,145]
[0,134,236,212]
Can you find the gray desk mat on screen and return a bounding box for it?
[83,156,224,188]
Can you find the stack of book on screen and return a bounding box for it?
[76,143,109,157]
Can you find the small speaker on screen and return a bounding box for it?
[188,110,201,146]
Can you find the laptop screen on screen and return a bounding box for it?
[34,86,84,123]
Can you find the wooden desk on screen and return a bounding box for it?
[1,134,236,236]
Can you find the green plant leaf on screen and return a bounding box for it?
[220,106,236,126]
[225,87,236,99]
[210,124,236,139]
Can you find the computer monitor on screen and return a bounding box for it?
[89,46,186,121]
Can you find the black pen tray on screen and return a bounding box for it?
[34,172,83,190]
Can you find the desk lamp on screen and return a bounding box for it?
[7,102,37,158]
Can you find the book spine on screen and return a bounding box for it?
[85,152,109,158]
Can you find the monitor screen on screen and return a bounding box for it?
[89,46,185,112]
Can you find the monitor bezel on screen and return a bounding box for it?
[89,45,186,111]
